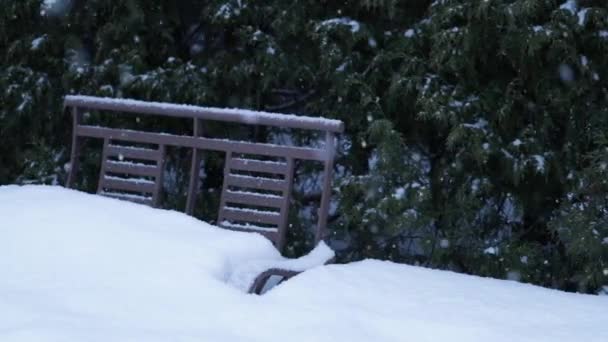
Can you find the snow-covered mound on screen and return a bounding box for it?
[1,186,606,341]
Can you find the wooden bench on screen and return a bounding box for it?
[64,95,344,293]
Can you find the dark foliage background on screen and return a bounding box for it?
[1,0,607,294]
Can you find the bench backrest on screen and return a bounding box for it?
[64,95,343,248]
[97,139,165,207]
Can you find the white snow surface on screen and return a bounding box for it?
[1,185,608,342]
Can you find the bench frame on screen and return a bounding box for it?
[65,95,343,251]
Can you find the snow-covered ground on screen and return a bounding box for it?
[1,185,607,341]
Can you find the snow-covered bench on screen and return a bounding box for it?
[63,95,343,293]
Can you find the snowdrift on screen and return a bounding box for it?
[1,186,606,341]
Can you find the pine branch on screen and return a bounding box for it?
[271,88,302,96]
[265,90,316,111]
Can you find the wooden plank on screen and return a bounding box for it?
[97,138,110,194]
[186,118,204,215]
[66,107,84,188]
[225,174,286,192]
[275,157,295,250]
[106,144,160,161]
[100,192,153,205]
[229,158,288,175]
[217,151,233,226]
[65,95,345,133]
[100,177,155,194]
[223,190,284,208]
[76,125,328,161]
[105,160,158,177]
[219,222,279,241]
[219,220,279,233]
[152,145,165,207]
[315,131,336,243]
[221,207,282,225]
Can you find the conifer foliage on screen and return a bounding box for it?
[1,0,607,293]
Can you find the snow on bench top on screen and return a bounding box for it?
[220,220,279,233]
[99,190,152,201]
[1,185,607,342]
[104,175,155,184]
[64,95,344,133]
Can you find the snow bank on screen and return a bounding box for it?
[1,186,607,341]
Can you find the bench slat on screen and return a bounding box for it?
[105,161,159,177]
[222,207,282,225]
[225,174,286,192]
[223,190,284,208]
[100,177,155,194]
[106,145,161,162]
[229,158,288,175]
[100,191,153,205]
[219,220,279,233]
[218,221,279,242]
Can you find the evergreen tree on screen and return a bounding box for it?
[337,0,608,292]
